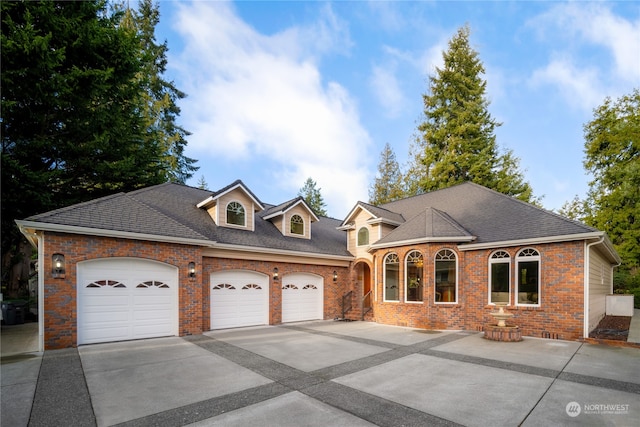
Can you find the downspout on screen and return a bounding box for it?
[583,236,604,339]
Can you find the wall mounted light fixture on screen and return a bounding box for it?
[188,262,196,278]
[52,253,65,278]
[333,271,338,282]
[273,268,279,281]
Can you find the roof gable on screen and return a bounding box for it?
[196,179,264,211]
[263,197,320,222]
[371,207,475,248]
[339,201,404,229]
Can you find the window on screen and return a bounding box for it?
[405,251,423,302]
[435,249,457,303]
[226,201,245,226]
[290,214,304,235]
[489,251,510,304]
[384,253,399,301]
[357,227,369,246]
[516,248,540,305]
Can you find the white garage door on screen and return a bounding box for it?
[77,258,178,345]
[210,270,269,330]
[282,273,323,323]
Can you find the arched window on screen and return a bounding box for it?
[226,201,245,226]
[516,248,540,305]
[405,251,423,302]
[489,251,510,304]
[384,253,399,302]
[435,249,457,303]
[357,227,369,246]
[290,214,304,235]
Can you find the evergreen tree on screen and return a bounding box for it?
[298,178,328,216]
[409,25,535,202]
[369,143,405,205]
[122,0,197,184]
[197,175,209,190]
[583,89,640,272]
[1,0,196,296]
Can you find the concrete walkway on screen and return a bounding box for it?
[2,320,640,427]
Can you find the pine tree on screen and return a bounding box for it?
[409,25,535,202]
[123,0,198,184]
[369,143,405,205]
[0,0,197,296]
[298,178,328,216]
[196,175,209,190]
[583,89,640,271]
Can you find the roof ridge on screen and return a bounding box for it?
[429,207,473,236]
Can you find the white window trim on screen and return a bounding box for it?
[357,226,370,247]
[383,253,400,303]
[404,250,424,304]
[488,250,511,306]
[290,214,305,236]
[226,200,247,228]
[434,249,458,304]
[515,248,541,307]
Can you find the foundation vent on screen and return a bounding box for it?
[541,331,559,339]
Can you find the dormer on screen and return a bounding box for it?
[197,180,264,231]
[339,202,404,256]
[263,197,319,239]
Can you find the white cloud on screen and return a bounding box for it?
[529,58,603,110]
[170,1,370,215]
[369,63,405,118]
[539,3,640,83]
[527,3,640,108]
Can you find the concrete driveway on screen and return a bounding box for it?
[3,321,640,426]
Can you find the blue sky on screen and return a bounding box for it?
[155,1,639,218]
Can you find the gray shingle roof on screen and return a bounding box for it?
[25,182,350,257]
[374,207,474,246]
[377,182,598,246]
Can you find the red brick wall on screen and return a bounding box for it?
[42,231,348,349]
[42,232,202,349]
[202,258,349,328]
[370,241,586,340]
[41,230,587,349]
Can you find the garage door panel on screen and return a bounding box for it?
[78,258,178,345]
[282,274,323,323]
[210,271,268,330]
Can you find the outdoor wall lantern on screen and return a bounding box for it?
[273,268,279,281]
[188,262,196,278]
[333,271,338,282]
[52,253,65,278]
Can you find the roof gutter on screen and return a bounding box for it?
[368,235,476,250]
[208,242,354,262]
[16,220,217,248]
[457,232,615,255]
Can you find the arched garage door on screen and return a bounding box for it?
[210,270,269,329]
[282,273,323,323]
[77,258,178,345]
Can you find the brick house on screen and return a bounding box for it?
[17,180,620,350]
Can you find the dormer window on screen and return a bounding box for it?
[290,215,304,235]
[357,227,369,246]
[226,201,246,226]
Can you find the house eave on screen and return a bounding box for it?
[209,242,354,263]
[369,235,476,250]
[457,232,621,263]
[15,220,216,248]
[366,218,403,227]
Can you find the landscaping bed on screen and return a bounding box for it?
[589,315,631,341]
